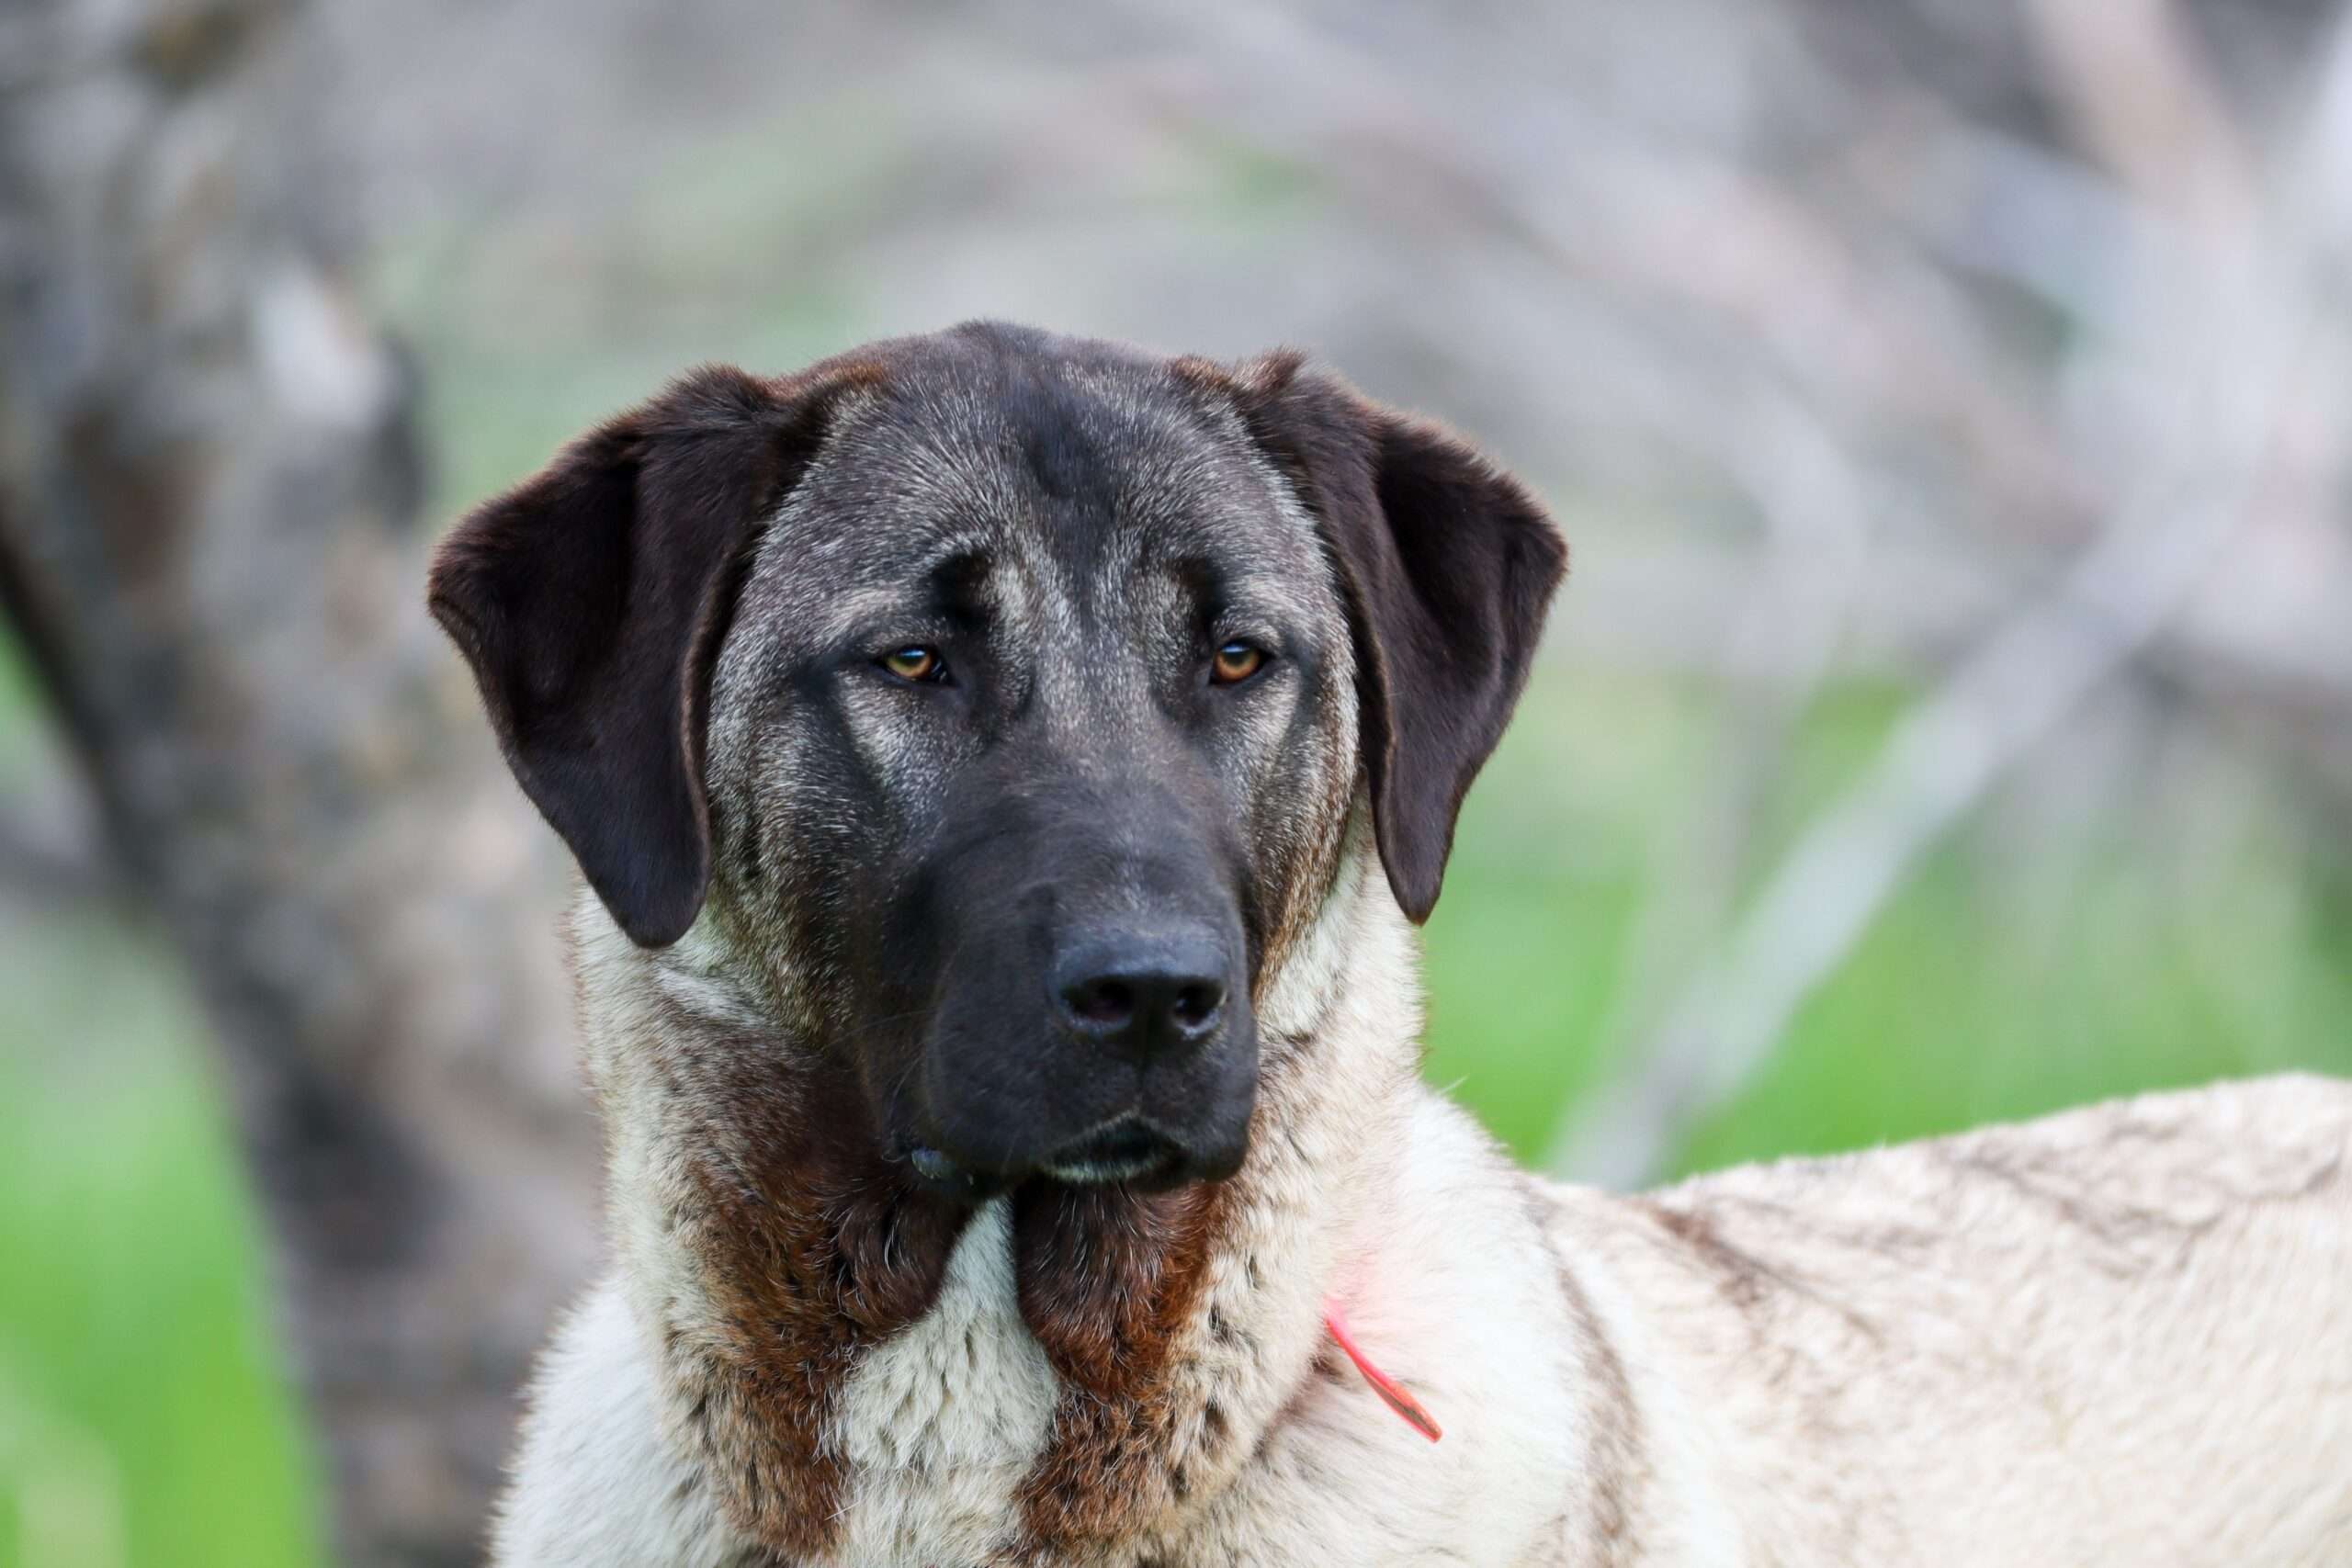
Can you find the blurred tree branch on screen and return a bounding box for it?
[0,4,596,1562]
[1550,0,2352,1187]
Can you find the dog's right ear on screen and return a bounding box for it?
[427,363,866,948]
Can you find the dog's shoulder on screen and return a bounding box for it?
[495,1276,756,1568]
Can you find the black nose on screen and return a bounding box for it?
[1052,928,1229,1058]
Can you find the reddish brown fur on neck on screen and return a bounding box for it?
[1012,1179,1232,1551]
[642,1003,1242,1560]
[656,1048,973,1556]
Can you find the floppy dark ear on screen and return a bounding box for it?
[1190,353,1566,922]
[427,363,859,947]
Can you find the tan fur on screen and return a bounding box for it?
[498,819,2352,1566]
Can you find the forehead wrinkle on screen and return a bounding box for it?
[1028,553,1090,724]
[1102,466,1328,624]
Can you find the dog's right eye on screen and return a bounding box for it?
[878,646,946,683]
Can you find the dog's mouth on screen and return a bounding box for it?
[904,1114,1189,1201]
[1036,1116,1185,1186]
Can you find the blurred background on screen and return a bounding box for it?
[4,0,2351,1562]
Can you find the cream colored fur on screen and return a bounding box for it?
[497,821,2352,1567]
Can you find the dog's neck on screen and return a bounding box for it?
[570,820,1425,1562]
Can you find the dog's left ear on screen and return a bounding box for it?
[1182,352,1566,922]
[428,362,865,948]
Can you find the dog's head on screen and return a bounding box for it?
[430,322,1562,1203]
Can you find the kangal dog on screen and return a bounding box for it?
[429,322,2352,1566]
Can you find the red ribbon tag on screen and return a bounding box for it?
[1323,1300,1442,1443]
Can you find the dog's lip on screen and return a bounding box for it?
[899,1114,1218,1202]
[901,1116,1187,1198]
[1036,1116,1183,1185]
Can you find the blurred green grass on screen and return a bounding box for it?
[3,343,2349,1563]
[0,903,322,1568]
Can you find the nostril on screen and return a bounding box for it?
[1065,977,1136,1030]
[1170,983,1223,1033]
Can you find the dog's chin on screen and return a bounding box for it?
[901,1116,1240,1205]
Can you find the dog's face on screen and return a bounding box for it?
[430,323,1562,1202]
[696,349,1360,1197]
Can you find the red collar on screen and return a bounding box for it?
[1322,1300,1442,1442]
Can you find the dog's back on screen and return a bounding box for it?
[1540,1074,2352,1563]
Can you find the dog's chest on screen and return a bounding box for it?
[818,1201,1059,1566]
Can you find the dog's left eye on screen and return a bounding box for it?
[1209,640,1268,686]
[879,646,946,682]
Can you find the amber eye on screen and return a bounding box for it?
[879,646,944,682]
[1209,640,1267,686]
